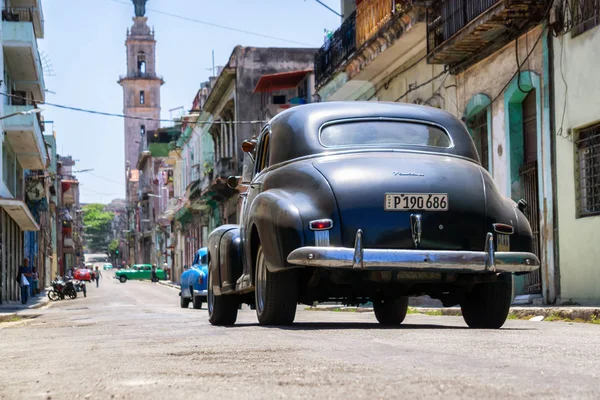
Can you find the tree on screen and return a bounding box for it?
[82,204,114,253]
[108,239,120,263]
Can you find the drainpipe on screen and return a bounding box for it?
[547,28,561,303]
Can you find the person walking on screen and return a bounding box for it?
[151,265,158,283]
[94,266,102,288]
[17,258,32,304]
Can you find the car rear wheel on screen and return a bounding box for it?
[255,245,298,325]
[373,297,409,325]
[207,269,238,325]
[180,294,190,308]
[119,276,127,283]
[460,272,513,329]
[192,290,203,310]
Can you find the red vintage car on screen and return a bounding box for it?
[74,269,93,282]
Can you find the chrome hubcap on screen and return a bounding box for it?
[256,249,266,315]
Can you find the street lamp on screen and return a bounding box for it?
[0,108,43,121]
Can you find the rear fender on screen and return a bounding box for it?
[248,190,304,273]
[207,225,243,293]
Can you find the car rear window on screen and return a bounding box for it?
[320,120,451,148]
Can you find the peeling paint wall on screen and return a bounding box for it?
[553,26,600,304]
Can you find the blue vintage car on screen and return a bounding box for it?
[179,248,208,309]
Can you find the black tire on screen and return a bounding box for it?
[119,276,127,283]
[180,295,190,309]
[460,272,513,329]
[373,297,409,325]
[67,289,77,300]
[48,290,60,302]
[192,290,203,310]
[207,269,238,325]
[255,245,298,325]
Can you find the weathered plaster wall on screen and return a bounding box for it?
[553,27,600,304]
[456,26,545,196]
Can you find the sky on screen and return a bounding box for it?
[38,0,341,204]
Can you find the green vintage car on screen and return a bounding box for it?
[115,264,166,283]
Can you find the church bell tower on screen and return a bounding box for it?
[119,0,164,170]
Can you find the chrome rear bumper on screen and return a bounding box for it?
[287,231,540,274]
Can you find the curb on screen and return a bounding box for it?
[305,305,600,323]
[157,281,180,290]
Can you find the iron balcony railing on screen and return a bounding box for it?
[426,0,498,53]
[557,0,600,37]
[314,10,357,86]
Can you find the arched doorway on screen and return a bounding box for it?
[463,94,492,171]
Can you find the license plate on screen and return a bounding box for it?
[385,193,448,211]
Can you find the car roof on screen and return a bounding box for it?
[267,102,480,165]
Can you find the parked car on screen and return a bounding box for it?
[179,248,208,309]
[103,263,114,270]
[206,102,540,328]
[115,264,166,283]
[74,268,93,282]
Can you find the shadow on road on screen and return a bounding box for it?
[228,322,535,331]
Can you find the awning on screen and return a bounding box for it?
[0,198,40,231]
[253,70,312,93]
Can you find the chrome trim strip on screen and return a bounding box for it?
[485,232,495,272]
[352,229,364,270]
[314,230,330,247]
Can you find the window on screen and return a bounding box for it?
[140,91,145,104]
[467,110,489,170]
[320,120,451,148]
[576,123,600,217]
[140,125,146,136]
[254,130,270,174]
[272,95,286,105]
[137,52,146,75]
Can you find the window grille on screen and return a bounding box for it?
[576,123,600,217]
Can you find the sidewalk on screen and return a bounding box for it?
[307,303,600,323]
[157,280,179,290]
[0,289,50,322]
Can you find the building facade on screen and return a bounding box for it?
[0,0,47,302]
[315,0,557,304]
[550,0,600,304]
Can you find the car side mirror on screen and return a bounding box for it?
[517,199,528,213]
[227,175,241,189]
[242,139,257,162]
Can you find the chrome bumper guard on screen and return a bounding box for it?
[287,231,540,274]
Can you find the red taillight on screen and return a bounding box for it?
[493,223,514,235]
[309,219,333,231]
[198,275,204,285]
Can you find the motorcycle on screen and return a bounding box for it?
[48,277,78,301]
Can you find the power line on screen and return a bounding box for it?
[88,172,125,186]
[312,0,342,17]
[0,92,266,125]
[108,0,313,46]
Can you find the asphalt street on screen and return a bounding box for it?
[1,272,600,399]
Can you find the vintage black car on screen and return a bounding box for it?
[207,102,540,329]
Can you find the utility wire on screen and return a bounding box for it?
[0,92,266,125]
[108,0,313,46]
[312,0,342,17]
[88,172,125,186]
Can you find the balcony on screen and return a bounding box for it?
[2,9,45,101]
[63,236,74,249]
[426,0,550,69]
[2,2,44,38]
[3,103,46,170]
[315,10,356,87]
